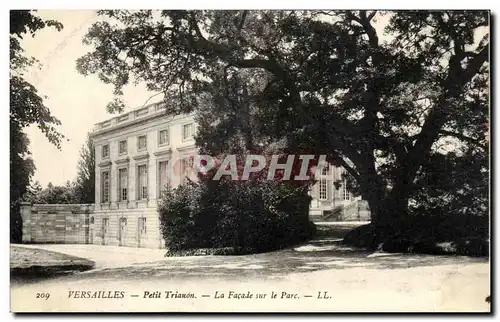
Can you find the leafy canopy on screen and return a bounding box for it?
[77,10,489,222]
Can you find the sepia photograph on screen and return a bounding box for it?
[9,7,491,313]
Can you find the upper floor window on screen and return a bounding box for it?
[158,161,169,197]
[138,164,148,199]
[118,168,128,202]
[102,144,109,159]
[119,140,127,155]
[319,178,328,200]
[137,135,147,151]
[101,171,110,202]
[158,129,169,146]
[182,123,195,141]
[321,163,330,175]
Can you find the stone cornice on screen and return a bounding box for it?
[90,110,195,139]
[115,157,130,165]
[177,144,196,152]
[98,160,112,167]
[153,148,172,157]
[133,152,150,161]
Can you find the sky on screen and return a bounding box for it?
[21,10,155,187]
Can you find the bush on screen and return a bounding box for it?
[158,179,315,254]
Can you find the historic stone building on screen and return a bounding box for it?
[308,165,370,222]
[79,102,368,248]
[89,102,197,248]
[20,102,369,248]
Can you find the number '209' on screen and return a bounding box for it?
[36,292,50,300]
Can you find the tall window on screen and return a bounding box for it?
[138,164,148,199]
[102,218,109,234]
[102,144,109,159]
[158,129,169,146]
[158,161,169,196]
[138,135,147,151]
[101,171,110,202]
[182,123,194,141]
[180,158,189,185]
[119,140,127,155]
[343,178,351,201]
[118,168,128,201]
[319,178,328,200]
[138,217,147,236]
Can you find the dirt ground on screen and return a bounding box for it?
[10,222,490,313]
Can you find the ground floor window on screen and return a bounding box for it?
[102,218,109,234]
[138,217,147,238]
[101,171,110,202]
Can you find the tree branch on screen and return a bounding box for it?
[438,130,487,150]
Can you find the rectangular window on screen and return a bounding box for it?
[138,135,147,151]
[138,217,147,235]
[158,161,169,196]
[102,144,109,159]
[101,171,110,202]
[118,168,128,201]
[158,129,169,146]
[180,158,189,185]
[343,178,351,201]
[319,178,327,200]
[102,218,109,234]
[138,164,148,199]
[119,140,127,155]
[321,163,330,175]
[182,123,194,141]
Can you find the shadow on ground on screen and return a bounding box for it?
[74,223,487,282]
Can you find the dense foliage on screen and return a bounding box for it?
[10,10,64,242]
[158,177,314,254]
[78,10,489,254]
[24,181,79,204]
[77,11,489,226]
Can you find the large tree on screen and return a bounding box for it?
[10,10,64,242]
[74,133,95,203]
[77,10,489,235]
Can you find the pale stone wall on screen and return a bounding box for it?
[20,203,93,244]
[91,207,163,248]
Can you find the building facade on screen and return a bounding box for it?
[88,102,369,249]
[89,102,197,248]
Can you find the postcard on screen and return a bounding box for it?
[10,9,491,313]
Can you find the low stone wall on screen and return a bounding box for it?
[20,202,94,244]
